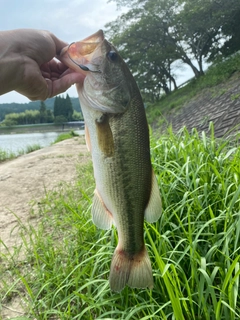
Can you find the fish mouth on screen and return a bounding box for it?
[60,30,104,74]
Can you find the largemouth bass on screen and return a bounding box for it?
[60,30,162,292]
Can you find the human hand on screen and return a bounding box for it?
[40,58,85,100]
[0,29,84,100]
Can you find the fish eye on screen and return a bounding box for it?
[107,51,118,62]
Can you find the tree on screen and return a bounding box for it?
[177,0,240,67]
[46,110,54,123]
[3,110,40,125]
[105,0,179,100]
[53,95,74,123]
[54,115,68,124]
[39,101,47,123]
[72,110,83,121]
[107,0,240,99]
[216,2,240,57]
[65,94,73,121]
[54,96,63,118]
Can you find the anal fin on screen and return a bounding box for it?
[91,189,113,230]
[144,170,162,223]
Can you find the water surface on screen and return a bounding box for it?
[0,131,84,154]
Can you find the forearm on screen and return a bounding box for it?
[0,30,24,95]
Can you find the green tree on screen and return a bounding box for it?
[53,95,74,123]
[54,96,62,118]
[3,114,18,126]
[46,110,54,123]
[177,0,240,66]
[54,115,68,124]
[39,101,47,123]
[217,2,240,57]
[106,0,179,99]
[72,110,83,121]
[65,94,73,121]
[39,101,53,123]
[3,110,40,125]
[25,110,40,124]
[107,0,240,99]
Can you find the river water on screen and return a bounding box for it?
[0,131,84,154]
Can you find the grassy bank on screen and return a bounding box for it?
[1,124,239,319]
[146,52,240,125]
[52,130,79,144]
[0,144,41,162]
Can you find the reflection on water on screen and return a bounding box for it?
[0,131,84,154]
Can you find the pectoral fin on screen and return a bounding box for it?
[95,114,114,157]
[92,189,113,230]
[144,170,162,223]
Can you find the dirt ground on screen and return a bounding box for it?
[0,136,89,319]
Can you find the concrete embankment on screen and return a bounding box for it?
[163,73,240,138]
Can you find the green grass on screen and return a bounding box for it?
[146,52,240,124]
[25,144,42,153]
[0,144,41,162]
[53,130,79,144]
[1,124,240,319]
[0,149,17,162]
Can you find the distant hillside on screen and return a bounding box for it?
[0,97,81,122]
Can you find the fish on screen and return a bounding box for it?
[59,30,162,292]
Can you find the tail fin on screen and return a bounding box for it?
[109,246,153,292]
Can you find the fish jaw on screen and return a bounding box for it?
[59,30,132,114]
[59,30,104,74]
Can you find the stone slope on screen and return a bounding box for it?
[164,73,240,138]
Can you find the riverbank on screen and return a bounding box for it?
[0,136,89,254]
[0,130,84,160]
[0,136,90,318]
[0,122,84,135]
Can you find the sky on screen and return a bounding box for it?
[0,0,125,103]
